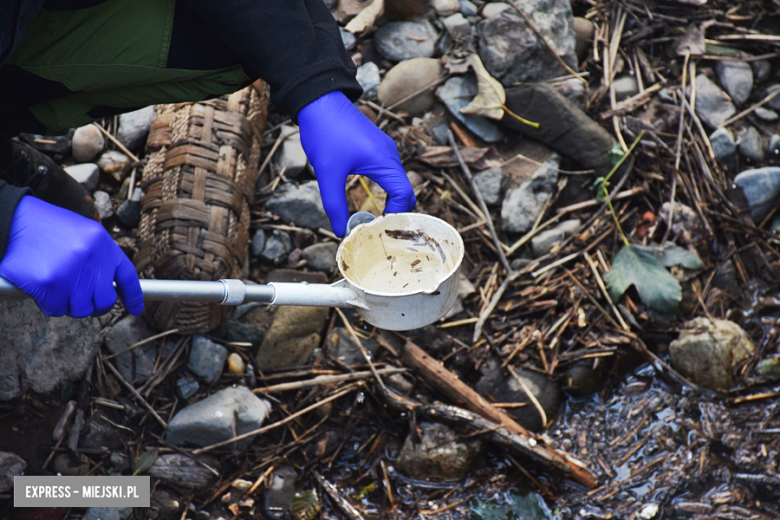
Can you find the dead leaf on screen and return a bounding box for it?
[345,0,384,33]
[460,54,506,121]
[416,146,489,167]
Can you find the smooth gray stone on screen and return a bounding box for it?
[166,386,270,451]
[754,107,778,121]
[738,126,764,163]
[260,230,293,263]
[734,167,780,222]
[93,190,114,220]
[693,74,736,129]
[339,27,356,50]
[769,134,780,155]
[188,336,227,384]
[117,106,155,151]
[375,22,437,61]
[436,75,505,143]
[176,377,200,400]
[459,0,478,15]
[266,181,331,231]
[116,188,141,227]
[105,315,158,384]
[715,60,753,105]
[443,13,470,40]
[0,452,26,493]
[251,229,266,257]
[301,242,338,271]
[709,127,737,169]
[356,62,381,99]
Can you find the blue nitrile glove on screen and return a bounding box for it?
[0,195,144,318]
[298,91,416,237]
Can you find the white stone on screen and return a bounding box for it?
[64,163,100,192]
[434,0,460,16]
[275,125,308,178]
[72,125,105,163]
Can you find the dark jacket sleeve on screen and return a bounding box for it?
[0,180,29,259]
[180,0,362,120]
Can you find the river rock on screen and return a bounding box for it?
[0,452,25,493]
[531,219,580,257]
[375,22,437,62]
[255,306,329,370]
[378,58,442,115]
[147,454,221,490]
[397,421,484,481]
[436,75,505,143]
[473,167,503,206]
[176,376,199,400]
[693,74,736,129]
[72,125,105,162]
[79,414,131,451]
[751,60,771,83]
[97,150,130,180]
[770,134,780,155]
[325,327,381,366]
[477,0,576,85]
[251,230,266,257]
[356,62,381,99]
[265,466,298,520]
[475,359,562,431]
[266,181,330,232]
[301,242,338,271]
[117,106,155,151]
[709,127,736,170]
[754,107,778,122]
[459,0,477,15]
[0,298,102,400]
[767,85,780,111]
[501,154,560,234]
[443,13,471,40]
[105,314,159,384]
[482,2,509,18]
[93,190,113,220]
[82,507,133,520]
[166,386,271,451]
[738,126,764,163]
[613,75,639,101]
[434,0,460,16]
[64,163,100,192]
[339,27,356,51]
[670,318,754,391]
[260,230,292,263]
[733,167,780,222]
[188,336,227,384]
[275,126,308,179]
[715,60,753,105]
[116,188,141,227]
[574,17,594,62]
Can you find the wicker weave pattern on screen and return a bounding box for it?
[136,83,268,333]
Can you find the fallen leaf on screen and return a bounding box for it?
[605,245,682,314]
[659,244,704,270]
[290,490,320,520]
[133,448,159,476]
[416,146,489,167]
[460,54,539,128]
[345,0,384,33]
[460,54,506,121]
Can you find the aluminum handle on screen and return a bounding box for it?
[0,277,361,309]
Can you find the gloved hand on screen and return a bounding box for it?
[298,90,416,237]
[0,195,144,318]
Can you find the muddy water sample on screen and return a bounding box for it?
[338,215,461,294]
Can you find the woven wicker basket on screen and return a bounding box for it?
[135,82,268,333]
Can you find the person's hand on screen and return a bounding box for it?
[0,195,144,318]
[298,90,416,237]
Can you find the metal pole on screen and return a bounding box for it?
[0,277,276,305]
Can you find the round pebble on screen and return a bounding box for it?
[72,125,105,163]
[228,353,246,375]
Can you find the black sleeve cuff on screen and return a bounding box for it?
[0,181,30,260]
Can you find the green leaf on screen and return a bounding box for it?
[608,141,625,165]
[756,358,780,383]
[605,245,681,314]
[290,490,320,520]
[591,177,609,203]
[132,448,158,476]
[660,245,704,270]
